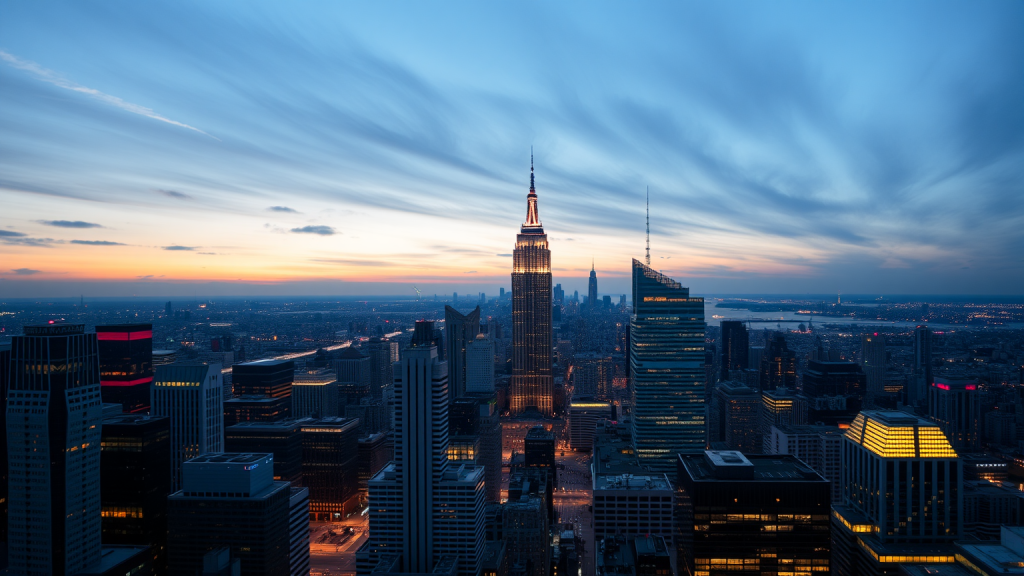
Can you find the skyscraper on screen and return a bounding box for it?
[928,378,981,452]
[629,259,706,471]
[444,305,481,405]
[588,260,599,310]
[911,325,934,406]
[100,414,171,572]
[510,156,553,416]
[152,363,225,491]
[225,359,294,424]
[760,334,796,391]
[832,411,961,575]
[709,381,761,452]
[300,417,361,519]
[466,334,496,393]
[359,321,485,576]
[7,324,104,576]
[96,323,154,414]
[860,333,887,396]
[719,320,748,382]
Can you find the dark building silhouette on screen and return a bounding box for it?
[100,414,171,572]
[910,325,933,406]
[7,324,103,575]
[719,321,749,382]
[335,346,371,401]
[928,378,981,452]
[0,342,9,560]
[300,417,360,519]
[223,396,290,426]
[365,338,396,401]
[167,454,305,576]
[445,305,481,406]
[709,381,761,452]
[801,360,866,425]
[97,323,154,413]
[677,451,832,576]
[225,420,304,485]
[760,334,796,392]
[525,425,557,488]
[226,359,294,424]
[588,261,599,310]
[510,157,553,416]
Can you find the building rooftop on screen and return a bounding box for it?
[594,473,672,491]
[23,324,85,336]
[681,452,827,483]
[846,410,957,458]
[226,419,303,432]
[189,453,267,464]
[957,526,1024,575]
[236,359,293,367]
[102,414,168,426]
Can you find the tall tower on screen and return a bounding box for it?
[151,363,224,491]
[510,154,553,416]
[630,259,706,471]
[360,321,485,576]
[588,260,599,309]
[7,324,104,576]
[444,305,481,406]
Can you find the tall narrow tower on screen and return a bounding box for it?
[588,260,599,309]
[510,153,553,416]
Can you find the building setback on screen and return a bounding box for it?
[6,324,104,576]
[677,451,832,576]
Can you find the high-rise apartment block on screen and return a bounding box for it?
[167,453,308,576]
[445,305,481,404]
[97,323,153,413]
[510,160,553,416]
[929,378,981,452]
[719,320,749,381]
[677,451,832,576]
[152,363,224,491]
[629,259,706,471]
[100,414,171,572]
[359,321,486,576]
[832,411,961,575]
[6,324,104,576]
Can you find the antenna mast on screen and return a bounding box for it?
[645,186,651,266]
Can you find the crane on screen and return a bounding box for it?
[413,285,422,300]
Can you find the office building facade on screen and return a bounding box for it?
[100,414,171,572]
[709,381,761,453]
[300,417,360,519]
[510,159,554,416]
[444,305,481,404]
[630,259,706,471]
[677,451,832,576]
[224,420,304,485]
[97,323,153,413]
[6,324,104,576]
[860,334,887,397]
[466,334,496,394]
[928,378,981,452]
[152,363,225,491]
[719,320,749,382]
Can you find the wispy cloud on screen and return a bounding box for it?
[0,50,218,139]
[39,220,102,228]
[12,268,41,275]
[163,245,196,251]
[0,230,27,238]
[268,206,299,213]
[156,189,192,200]
[71,240,125,246]
[1,236,61,247]
[291,225,336,236]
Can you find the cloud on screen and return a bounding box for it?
[496,253,513,257]
[0,50,217,139]
[156,189,192,200]
[0,230,27,237]
[291,225,336,236]
[198,252,217,255]
[39,220,102,228]
[268,206,299,213]
[71,240,125,246]
[310,258,388,267]
[137,274,154,279]
[1,237,61,247]
[464,270,478,274]
[163,245,196,251]
[12,268,41,275]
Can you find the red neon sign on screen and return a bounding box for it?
[965,384,977,390]
[97,330,153,341]
[933,383,951,390]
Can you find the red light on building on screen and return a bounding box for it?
[97,330,153,341]
[933,383,951,390]
[965,384,977,391]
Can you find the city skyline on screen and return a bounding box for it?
[2,2,1022,298]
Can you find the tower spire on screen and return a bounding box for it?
[645,186,651,266]
[592,257,595,271]
[523,149,541,228]
[530,146,535,193]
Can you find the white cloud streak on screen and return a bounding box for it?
[0,50,218,140]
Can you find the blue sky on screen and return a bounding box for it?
[0,1,1021,298]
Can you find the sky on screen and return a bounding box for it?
[1,1,1022,299]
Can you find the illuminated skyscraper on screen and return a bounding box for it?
[860,333,887,396]
[629,259,706,471]
[510,156,553,416]
[7,324,104,576]
[152,363,224,491]
[588,260,599,309]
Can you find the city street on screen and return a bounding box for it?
[556,448,595,576]
[309,515,369,576]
